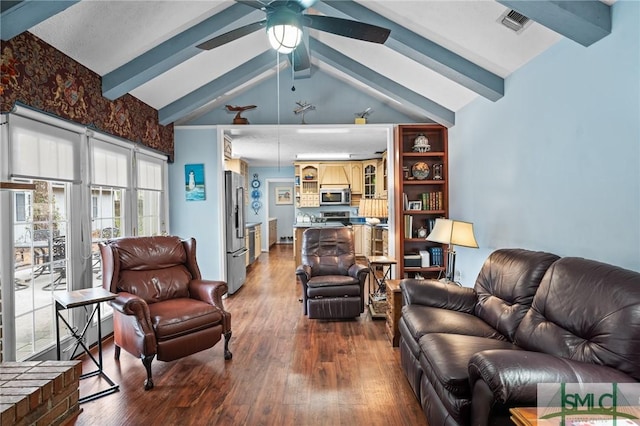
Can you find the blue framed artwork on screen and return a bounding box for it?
[185,164,205,201]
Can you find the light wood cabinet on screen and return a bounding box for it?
[245,228,250,267]
[350,162,363,194]
[255,224,262,260]
[363,160,377,199]
[394,124,448,279]
[295,163,319,207]
[268,218,277,247]
[352,224,364,257]
[293,227,306,266]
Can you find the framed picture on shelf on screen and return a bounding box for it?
[408,201,422,211]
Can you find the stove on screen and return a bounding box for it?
[321,211,351,225]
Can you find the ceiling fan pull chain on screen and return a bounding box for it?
[291,53,296,92]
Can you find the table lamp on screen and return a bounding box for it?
[358,198,388,225]
[426,218,478,284]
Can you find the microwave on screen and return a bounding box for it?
[320,188,351,205]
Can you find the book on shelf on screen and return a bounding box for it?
[429,247,444,266]
[420,191,444,211]
[404,215,413,238]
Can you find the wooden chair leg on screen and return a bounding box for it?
[114,345,121,360]
[142,355,155,390]
[224,331,233,360]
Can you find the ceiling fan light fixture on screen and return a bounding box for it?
[267,9,303,54]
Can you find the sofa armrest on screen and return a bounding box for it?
[111,292,153,332]
[348,263,369,282]
[468,349,638,405]
[190,279,231,334]
[401,278,477,313]
[296,265,311,284]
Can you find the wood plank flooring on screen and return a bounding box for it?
[75,244,426,425]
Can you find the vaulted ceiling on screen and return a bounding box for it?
[1,1,612,166]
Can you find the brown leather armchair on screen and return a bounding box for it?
[295,227,369,319]
[99,235,232,390]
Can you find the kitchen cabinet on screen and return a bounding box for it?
[363,160,377,198]
[352,224,364,257]
[255,224,262,261]
[295,163,320,207]
[350,162,363,194]
[268,218,277,247]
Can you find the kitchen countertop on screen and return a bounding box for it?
[293,222,346,228]
[245,222,262,228]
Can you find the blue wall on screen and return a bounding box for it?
[449,0,640,284]
[247,166,295,250]
[169,127,226,280]
[188,68,418,125]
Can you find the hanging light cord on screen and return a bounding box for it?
[276,51,281,170]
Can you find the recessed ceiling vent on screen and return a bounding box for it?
[499,9,531,33]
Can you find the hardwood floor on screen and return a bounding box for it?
[75,244,426,425]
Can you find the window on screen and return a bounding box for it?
[15,192,27,222]
[2,108,168,362]
[136,153,166,236]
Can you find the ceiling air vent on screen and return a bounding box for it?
[500,9,531,33]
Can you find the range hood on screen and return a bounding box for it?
[320,165,350,187]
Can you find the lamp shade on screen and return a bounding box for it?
[359,198,388,225]
[426,218,478,248]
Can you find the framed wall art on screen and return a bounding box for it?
[275,186,293,205]
[185,163,205,201]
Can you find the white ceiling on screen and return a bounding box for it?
[22,0,609,167]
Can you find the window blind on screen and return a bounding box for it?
[8,114,81,182]
[90,138,130,188]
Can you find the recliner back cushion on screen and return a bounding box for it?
[302,228,355,276]
[474,249,560,341]
[112,236,191,303]
[515,257,640,381]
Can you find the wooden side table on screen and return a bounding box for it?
[385,279,402,347]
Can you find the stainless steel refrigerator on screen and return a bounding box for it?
[225,171,247,294]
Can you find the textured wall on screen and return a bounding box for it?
[1,32,173,159]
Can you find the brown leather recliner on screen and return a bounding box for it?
[99,236,232,390]
[295,227,369,319]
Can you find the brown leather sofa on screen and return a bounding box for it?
[295,227,369,319]
[100,236,232,390]
[399,249,640,425]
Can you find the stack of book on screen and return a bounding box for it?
[420,192,444,211]
[429,247,444,266]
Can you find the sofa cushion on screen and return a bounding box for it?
[515,257,640,381]
[110,236,192,303]
[419,334,521,399]
[402,304,507,345]
[474,249,559,341]
[150,298,222,341]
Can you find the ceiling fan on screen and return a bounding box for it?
[196,0,391,71]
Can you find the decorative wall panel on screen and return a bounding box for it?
[1,33,173,159]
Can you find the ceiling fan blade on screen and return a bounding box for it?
[235,0,271,10]
[196,20,267,50]
[304,15,390,44]
[291,40,310,71]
